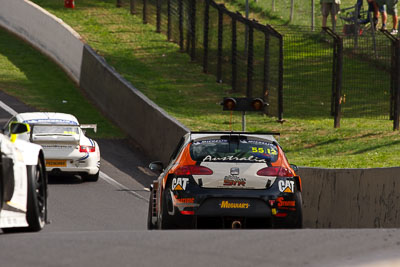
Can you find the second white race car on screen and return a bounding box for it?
[3,112,101,182]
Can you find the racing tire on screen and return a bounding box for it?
[26,162,47,231]
[286,191,303,229]
[3,161,47,233]
[158,186,175,229]
[83,171,99,182]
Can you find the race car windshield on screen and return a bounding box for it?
[190,139,278,163]
[32,125,79,135]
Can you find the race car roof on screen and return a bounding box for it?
[16,112,79,125]
[188,132,279,144]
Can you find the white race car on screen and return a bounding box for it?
[4,112,101,182]
[0,122,47,232]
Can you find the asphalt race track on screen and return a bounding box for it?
[1,91,400,267]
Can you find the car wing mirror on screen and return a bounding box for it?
[10,122,30,134]
[149,161,164,173]
[290,164,299,172]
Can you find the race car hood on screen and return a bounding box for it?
[192,162,276,189]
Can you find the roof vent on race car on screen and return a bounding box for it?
[256,167,293,177]
[175,165,213,176]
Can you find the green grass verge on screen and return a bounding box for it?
[0,27,124,139]
[6,0,400,168]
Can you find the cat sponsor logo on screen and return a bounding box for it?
[278,180,295,193]
[219,200,249,209]
[172,178,189,191]
[223,176,246,186]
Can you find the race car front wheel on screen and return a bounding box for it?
[3,160,47,233]
[25,161,47,231]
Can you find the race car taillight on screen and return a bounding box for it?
[256,167,293,177]
[175,165,213,175]
[79,145,95,153]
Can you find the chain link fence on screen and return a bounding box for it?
[117,0,398,127]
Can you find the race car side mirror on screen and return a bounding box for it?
[290,164,298,172]
[149,161,164,173]
[10,122,30,134]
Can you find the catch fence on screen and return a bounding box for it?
[117,0,399,128]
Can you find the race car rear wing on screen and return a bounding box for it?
[81,124,97,133]
[189,131,280,143]
[190,131,280,135]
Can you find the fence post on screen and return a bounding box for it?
[266,24,284,121]
[190,0,196,61]
[334,34,343,128]
[278,33,284,122]
[179,0,184,51]
[217,6,223,83]
[394,40,400,130]
[117,0,122,7]
[143,0,148,24]
[331,38,337,116]
[167,0,172,40]
[232,17,237,92]
[156,0,161,33]
[203,0,210,73]
[247,24,254,97]
[263,31,270,115]
[323,27,343,128]
[379,30,397,127]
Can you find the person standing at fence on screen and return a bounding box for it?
[320,0,341,32]
[375,0,398,34]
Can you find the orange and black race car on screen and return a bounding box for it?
[147,132,302,229]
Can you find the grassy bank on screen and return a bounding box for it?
[5,0,400,168]
[0,27,124,139]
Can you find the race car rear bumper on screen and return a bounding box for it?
[171,187,299,229]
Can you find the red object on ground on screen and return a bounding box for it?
[64,0,75,8]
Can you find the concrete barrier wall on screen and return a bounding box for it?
[79,45,189,164]
[0,0,83,84]
[299,167,400,228]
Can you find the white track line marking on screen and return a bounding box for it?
[0,100,17,116]
[100,171,148,202]
[0,99,148,202]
